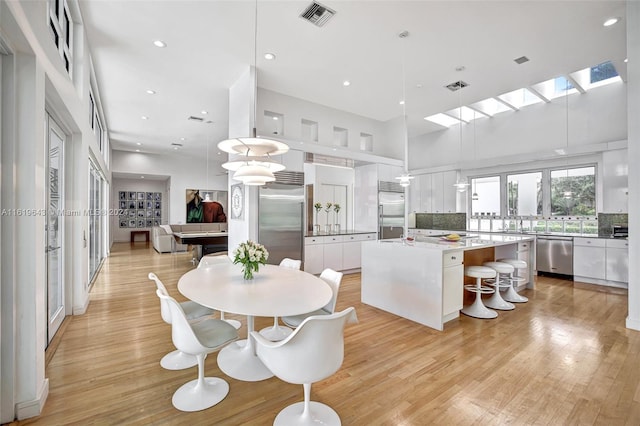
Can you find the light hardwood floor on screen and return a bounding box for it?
[11,242,640,425]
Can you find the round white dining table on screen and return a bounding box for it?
[178,262,332,381]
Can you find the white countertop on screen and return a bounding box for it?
[370,233,534,252]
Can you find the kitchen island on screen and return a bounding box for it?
[361,234,535,331]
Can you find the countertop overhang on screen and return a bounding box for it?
[369,233,534,252]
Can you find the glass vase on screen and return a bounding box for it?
[242,263,255,281]
[333,223,340,233]
[324,223,332,233]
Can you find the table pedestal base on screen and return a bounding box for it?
[217,315,273,382]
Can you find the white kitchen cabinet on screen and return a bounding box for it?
[431,172,444,212]
[442,251,464,317]
[516,241,531,286]
[305,233,376,273]
[573,237,606,281]
[342,233,376,270]
[304,236,325,274]
[442,170,457,213]
[606,239,628,283]
[323,235,344,271]
[420,174,432,212]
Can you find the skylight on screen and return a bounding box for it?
[468,98,512,116]
[424,113,461,128]
[531,76,579,100]
[570,61,621,91]
[445,106,485,123]
[497,88,544,109]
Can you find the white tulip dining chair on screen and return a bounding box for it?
[259,258,302,341]
[251,307,358,426]
[197,254,242,330]
[148,272,215,370]
[157,291,238,412]
[282,268,343,328]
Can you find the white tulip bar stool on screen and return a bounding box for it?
[497,258,529,303]
[482,262,516,311]
[461,266,498,319]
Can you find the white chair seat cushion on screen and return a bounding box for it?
[497,258,527,269]
[180,300,215,321]
[282,309,330,328]
[483,261,515,274]
[465,266,496,279]
[191,318,239,349]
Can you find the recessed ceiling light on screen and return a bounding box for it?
[399,100,405,105]
[343,80,351,87]
[624,58,628,63]
[141,116,148,120]
[264,53,276,60]
[603,17,619,27]
[201,110,208,115]
[136,142,142,146]
[173,147,179,150]
[180,137,185,141]
[135,149,140,152]
[140,176,145,179]
[272,116,278,120]
[146,89,156,95]
[153,40,166,48]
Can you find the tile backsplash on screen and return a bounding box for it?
[415,213,466,231]
[597,213,628,237]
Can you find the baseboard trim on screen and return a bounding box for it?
[16,378,49,420]
[626,316,640,331]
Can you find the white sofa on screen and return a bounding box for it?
[152,225,187,253]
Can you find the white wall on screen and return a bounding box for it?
[257,88,403,160]
[409,82,627,171]
[110,151,228,225]
[625,0,639,331]
[0,0,110,420]
[111,178,168,242]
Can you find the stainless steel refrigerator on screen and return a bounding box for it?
[379,191,405,239]
[258,172,305,265]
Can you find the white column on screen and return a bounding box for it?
[626,1,640,330]
[13,53,49,419]
[227,66,259,253]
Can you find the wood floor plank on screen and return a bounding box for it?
[9,243,640,425]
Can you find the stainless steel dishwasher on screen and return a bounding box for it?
[536,235,574,276]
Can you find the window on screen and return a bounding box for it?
[89,87,105,152]
[507,172,542,216]
[550,166,595,216]
[470,176,501,216]
[570,61,621,91]
[49,0,73,76]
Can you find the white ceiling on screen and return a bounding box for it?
[79,0,627,162]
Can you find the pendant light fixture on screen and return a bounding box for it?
[453,67,469,192]
[217,0,288,186]
[395,30,414,188]
[471,110,479,201]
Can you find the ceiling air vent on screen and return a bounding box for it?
[445,80,469,92]
[514,56,530,65]
[300,1,336,27]
[188,116,204,122]
[170,143,183,147]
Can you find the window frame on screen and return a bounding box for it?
[469,162,597,219]
[48,0,73,77]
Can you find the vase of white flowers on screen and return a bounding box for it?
[333,203,341,233]
[233,240,269,281]
[324,202,333,233]
[313,202,322,234]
